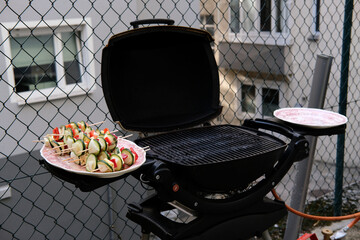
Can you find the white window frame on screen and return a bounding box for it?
[228,0,294,46]
[239,79,284,118]
[1,18,96,105]
[309,0,321,41]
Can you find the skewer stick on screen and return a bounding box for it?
[68,159,81,163]
[78,149,89,154]
[120,134,133,139]
[33,140,45,143]
[143,146,151,151]
[110,130,119,134]
[53,144,68,149]
[62,156,76,161]
[88,121,105,127]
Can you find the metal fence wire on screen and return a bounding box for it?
[0,0,360,239]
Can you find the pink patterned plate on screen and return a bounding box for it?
[273,108,348,129]
[41,138,146,178]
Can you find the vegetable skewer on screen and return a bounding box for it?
[42,121,142,173]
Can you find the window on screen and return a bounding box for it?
[200,14,215,37]
[315,0,320,32]
[241,83,280,117]
[241,84,256,113]
[262,88,279,116]
[308,0,321,41]
[229,0,291,45]
[1,19,95,105]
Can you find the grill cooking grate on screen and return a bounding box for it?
[136,125,286,166]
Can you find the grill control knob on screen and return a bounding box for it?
[172,183,180,192]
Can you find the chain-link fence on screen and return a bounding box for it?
[0,0,359,239]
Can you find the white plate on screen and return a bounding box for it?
[41,138,146,178]
[273,108,348,129]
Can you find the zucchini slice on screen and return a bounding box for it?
[86,154,97,172]
[97,151,110,161]
[98,159,114,172]
[58,125,65,141]
[44,137,52,148]
[110,154,123,171]
[84,126,92,135]
[51,140,62,155]
[83,134,91,143]
[66,136,75,149]
[95,129,101,136]
[105,134,118,151]
[77,121,87,132]
[112,147,120,154]
[88,138,101,155]
[72,139,86,156]
[97,137,107,151]
[121,148,135,166]
[64,128,73,138]
[70,152,81,165]
[70,122,78,129]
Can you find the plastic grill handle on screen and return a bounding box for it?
[130,19,175,29]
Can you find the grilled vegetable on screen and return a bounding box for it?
[58,125,65,140]
[97,151,110,161]
[105,134,117,151]
[97,137,107,151]
[51,140,62,155]
[66,136,75,149]
[84,126,92,135]
[44,137,52,148]
[64,128,73,138]
[72,139,86,156]
[113,147,120,154]
[70,122,78,129]
[52,127,60,141]
[70,152,81,165]
[110,154,123,171]
[77,121,87,132]
[88,138,101,155]
[121,148,134,166]
[98,159,114,172]
[86,154,97,172]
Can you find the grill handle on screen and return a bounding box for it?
[243,118,298,139]
[130,19,175,29]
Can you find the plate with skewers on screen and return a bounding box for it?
[39,121,148,178]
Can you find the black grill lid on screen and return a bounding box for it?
[101,25,222,132]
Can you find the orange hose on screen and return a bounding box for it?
[347,216,360,228]
[271,189,360,224]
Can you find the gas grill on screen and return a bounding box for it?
[41,19,346,240]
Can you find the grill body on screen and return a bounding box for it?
[99,20,310,240]
[136,125,286,192]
